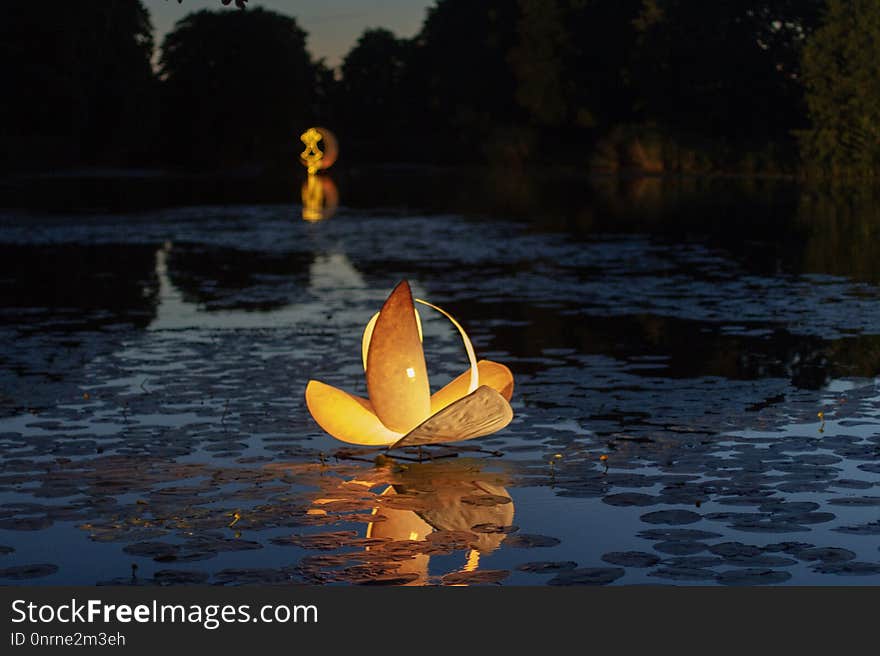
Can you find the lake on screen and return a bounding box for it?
[1,169,879,585]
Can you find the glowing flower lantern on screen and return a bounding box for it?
[305,280,514,447]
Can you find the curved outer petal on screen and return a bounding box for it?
[393,385,513,448]
[366,281,431,433]
[415,298,479,396]
[305,380,402,446]
[431,360,515,414]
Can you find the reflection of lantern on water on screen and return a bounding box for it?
[305,280,515,447]
[311,460,514,586]
[301,174,339,222]
[299,127,338,175]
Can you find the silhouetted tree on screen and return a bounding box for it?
[406,0,523,159]
[630,1,820,147]
[159,8,321,169]
[0,0,156,169]
[799,0,880,178]
[508,0,569,127]
[337,28,412,157]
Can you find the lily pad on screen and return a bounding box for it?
[601,551,660,568]
[602,493,657,507]
[813,562,880,576]
[717,569,791,585]
[153,569,210,585]
[794,547,856,563]
[648,566,717,582]
[833,521,880,536]
[0,563,58,580]
[503,534,561,549]
[548,567,625,586]
[517,561,578,573]
[640,510,702,525]
[653,541,708,556]
[441,569,510,585]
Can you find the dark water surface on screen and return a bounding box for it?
[1,172,879,586]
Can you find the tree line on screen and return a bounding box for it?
[1,0,877,178]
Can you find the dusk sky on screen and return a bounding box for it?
[149,0,433,67]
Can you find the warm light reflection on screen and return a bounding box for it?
[312,460,515,585]
[305,280,515,447]
[301,174,339,222]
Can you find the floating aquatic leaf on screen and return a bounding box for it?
[637,529,722,541]
[601,551,660,568]
[517,561,578,573]
[813,562,880,576]
[794,547,856,563]
[471,523,519,535]
[640,510,702,525]
[503,534,561,549]
[441,569,510,585]
[717,568,791,585]
[213,568,300,585]
[602,493,657,507]
[648,566,717,582]
[0,563,58,580]
[833,521,880,535]
[548,567,624,586]
[153,570,209,585]
[271,531,358,550]
[653,541,708,556]
[827,496,880,506]
[0,516,53,531]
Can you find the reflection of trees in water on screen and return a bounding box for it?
[0,243,159,414]
[161,242,314,312]
[0,244,158,329]
[797,187,880,284]
[471,302,880,391]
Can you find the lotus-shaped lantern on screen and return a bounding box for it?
[305,280,514,447]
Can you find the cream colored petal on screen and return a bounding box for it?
[362,308,422,371]
[393,385,513,448]
[366,281,431,433]
[431,360,515,414]
[305,380,402,446]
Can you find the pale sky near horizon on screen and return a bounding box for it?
[147,0,433,68]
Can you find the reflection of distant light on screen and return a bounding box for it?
[406,367,416,379]
[301,174,339,222]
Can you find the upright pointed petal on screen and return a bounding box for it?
[366,281,431,433]
[394,385,513,448]
[305,380,402,446]
[431,360,515,413]
[362,308,422,371]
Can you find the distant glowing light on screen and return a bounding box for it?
[299,127,338,175]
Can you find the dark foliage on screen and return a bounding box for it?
[0,0,156,170]
[3,0,873,176]
[159,8,319,169]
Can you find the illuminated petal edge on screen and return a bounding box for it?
[431,360,514,414]
[393,385,513,448]
[305,380,401,446]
